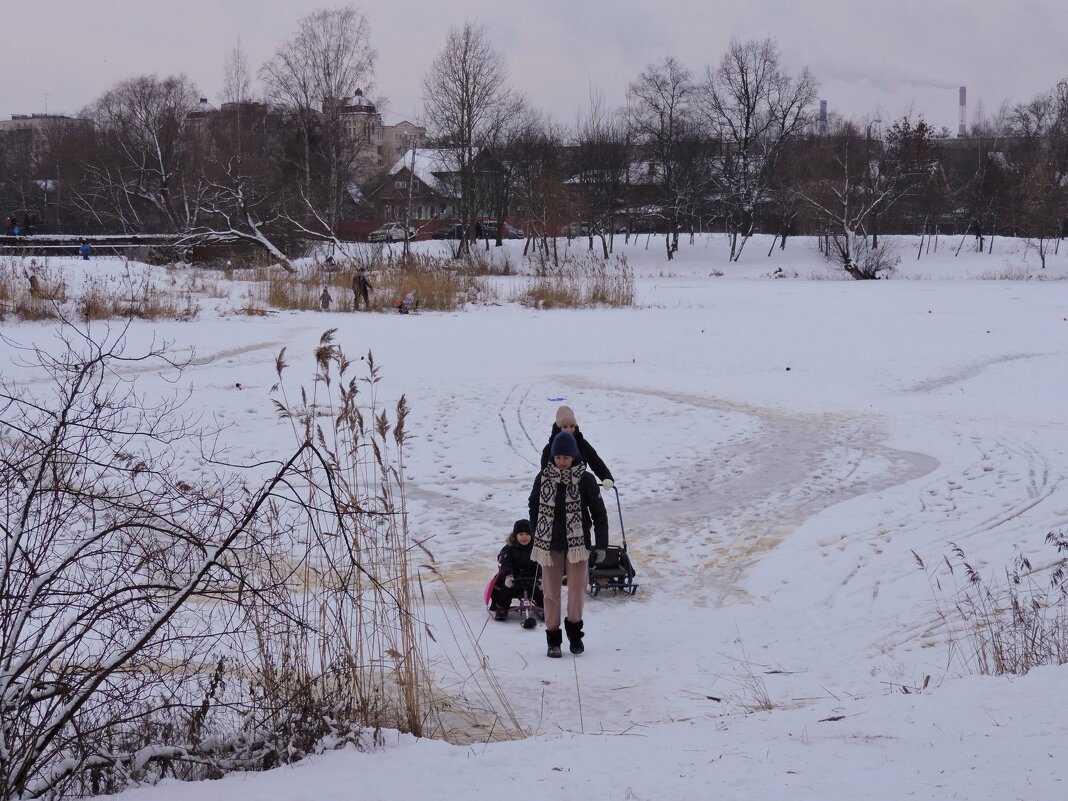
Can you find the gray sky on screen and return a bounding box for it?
[2,0,1065,134]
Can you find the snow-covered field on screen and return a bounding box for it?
[4,233,1067,800]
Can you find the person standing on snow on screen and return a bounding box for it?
[529,430,608,658]
[79,241,92,260]
[539,405,615,490]
[352,267,372,310]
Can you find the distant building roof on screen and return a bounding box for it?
[188,97,217,117]
[341,88,377,114]
[388,148,475,198]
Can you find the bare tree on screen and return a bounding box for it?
[420,21,524,256]
[699,38,817,261]
[793,121,901,279]
[222,39,253,106]
[571,92,632,257]
[78,74,203,233]
[1001,86,1068,265]
[626,57,701,260]
[261,6,376,235]
[507,116,569,267]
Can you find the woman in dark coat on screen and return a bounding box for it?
[529,431,609,658]
[489,519,544,620]
[539,405,614,489]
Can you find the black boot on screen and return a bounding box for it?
[564,618,584,655]
[546,628,563,658]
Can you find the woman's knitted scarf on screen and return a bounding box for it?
[532,462,588,566]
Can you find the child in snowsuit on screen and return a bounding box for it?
[489,519,544,620]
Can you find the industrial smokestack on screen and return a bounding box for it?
[819,100,828,135]
[959,86,967,137]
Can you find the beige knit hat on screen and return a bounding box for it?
[555,405,576,427]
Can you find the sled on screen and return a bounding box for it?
[588,484,639,597]
[485,569,544,628]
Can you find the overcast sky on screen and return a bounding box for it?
[2,0,1065,134]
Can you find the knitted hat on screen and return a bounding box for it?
[550,431,580,458]
[555,405,576,427]
[512,519,531,536]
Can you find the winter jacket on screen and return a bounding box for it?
[528,464,609,552]
[498,537,540,582]
[352,271,373,293]
[539,423,613,482]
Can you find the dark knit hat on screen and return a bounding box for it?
[555,405,576,427]
[550,431,580,458]
[512,519,531,536]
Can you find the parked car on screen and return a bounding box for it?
[368,222,415,243]
[432,222,468,239]
[562,221,591,237]
[477,220,524,239]
[628,215,667,234]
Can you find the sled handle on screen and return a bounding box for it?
[604,483,628,552]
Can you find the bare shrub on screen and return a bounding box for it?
[914,535,1068,676]
[0,321,519,800]
[825,234,899,280]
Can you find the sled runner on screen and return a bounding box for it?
[587,484,639,597]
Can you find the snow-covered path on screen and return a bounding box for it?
[5,237,1067,799]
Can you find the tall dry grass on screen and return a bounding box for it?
[915,533,1068,676]
[515,252,635,309]
[0,256,200,322]
[225,251,497,313]
[256,331,524,743]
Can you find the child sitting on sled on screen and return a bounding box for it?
[489,519,544,620]
[394,291,418,314]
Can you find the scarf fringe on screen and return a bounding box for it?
[568,547,590,564]
[533,547,553,568]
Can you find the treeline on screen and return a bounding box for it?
[2,7,1067,272]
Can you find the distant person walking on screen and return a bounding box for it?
[79,240,92,260]
[320,287,333,310]
[352,267,373,310]
[4,214,14,235]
